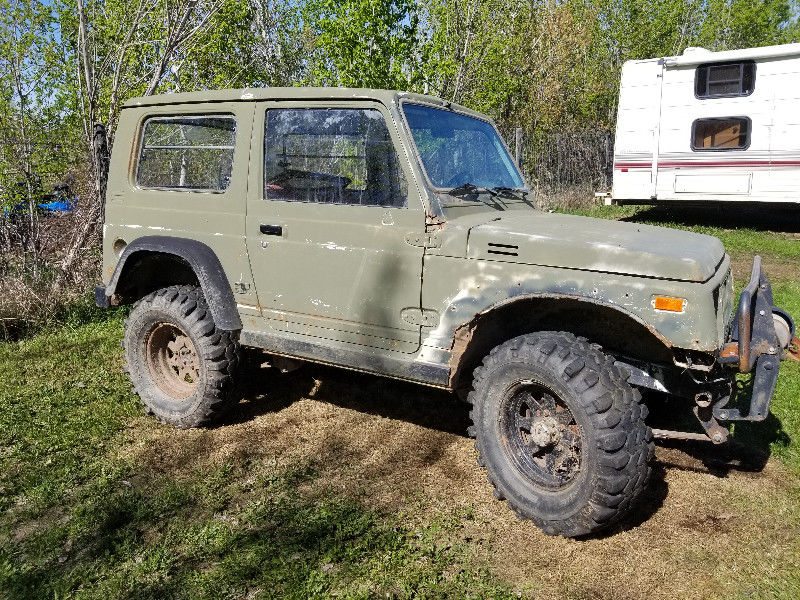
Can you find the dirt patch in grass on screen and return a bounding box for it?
[730,254,799,283]
[120,365,800,600]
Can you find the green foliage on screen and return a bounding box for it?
[302,0,424,89]
[181,0,308,89]
[2,0,799,197]
[417,0,800,149]
[0,0,73,210]
[699,0,799,50]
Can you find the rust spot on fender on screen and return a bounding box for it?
[449,318,478,386]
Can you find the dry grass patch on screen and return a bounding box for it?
[116,365,800,600]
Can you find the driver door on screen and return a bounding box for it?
[245,101,427,353]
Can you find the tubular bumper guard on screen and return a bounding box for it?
[717,256,793,422]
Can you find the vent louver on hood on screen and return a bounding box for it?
[486,242,519,257]
[466,212,726,282]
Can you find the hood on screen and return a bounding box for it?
[466,212,725,282]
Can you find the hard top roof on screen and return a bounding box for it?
[122,87,483,117]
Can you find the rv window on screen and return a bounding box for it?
[695,61,755,98]
[691,117,750,151]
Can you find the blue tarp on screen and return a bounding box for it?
[38,198,76,213]
[2,197,76,216]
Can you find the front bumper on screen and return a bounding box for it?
[716,256,793,422]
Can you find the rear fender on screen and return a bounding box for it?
[104,236,242,331]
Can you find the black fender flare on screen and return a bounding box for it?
[104,236,242,331]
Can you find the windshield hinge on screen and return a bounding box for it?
[405,231,442,249]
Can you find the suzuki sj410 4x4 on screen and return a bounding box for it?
[96,88,795,537]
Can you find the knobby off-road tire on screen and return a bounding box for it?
[124,285,242,428]
[468,331,653,537]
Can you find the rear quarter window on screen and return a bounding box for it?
[136,115,236,191]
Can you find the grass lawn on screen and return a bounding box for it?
[0,315,511,599]
[1,204,799,599]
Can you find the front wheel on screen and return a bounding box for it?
[468,332,653,537]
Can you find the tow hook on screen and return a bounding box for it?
[693,391,730,444]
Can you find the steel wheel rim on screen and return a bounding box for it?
[145,322,200,400]
[499,379,583,490]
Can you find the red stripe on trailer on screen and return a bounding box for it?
[615,159,800,170]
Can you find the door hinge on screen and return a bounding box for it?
[405,231,441,248]
[401,307,439,327]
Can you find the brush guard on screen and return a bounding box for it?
[715,256,793,424]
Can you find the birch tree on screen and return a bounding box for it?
[57,0,227,281]
[0,0,61,275]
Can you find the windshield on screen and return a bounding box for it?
[403,103,524,191]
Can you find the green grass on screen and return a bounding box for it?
[2,207,799,598]
[0,314,512,599]
[564,204,800,264]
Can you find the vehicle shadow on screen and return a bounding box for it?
[221,358,792,541]
[223,359,470,436]
[223,362,678,535]
[646,389,789,477]
[621,203,800,233]
[230,362,788,477]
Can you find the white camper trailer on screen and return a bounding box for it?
[611,43,800,205]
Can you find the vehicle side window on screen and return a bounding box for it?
[695,61,755,99]
[136,115,236,191]
[264,108,407,207]
[691,117,750,151]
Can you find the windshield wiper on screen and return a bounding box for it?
[492,187,528,200]
[446,182,498,198]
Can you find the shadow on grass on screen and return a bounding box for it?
[646,383,790,478]
[2,463,499,600]
[621,203,800,233]
[225,360,470,437]
[223,362,669,537]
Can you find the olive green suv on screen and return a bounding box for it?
[96,88,794,537]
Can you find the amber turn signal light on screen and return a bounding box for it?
[652,296,686,313]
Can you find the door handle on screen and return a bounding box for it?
[260,224,283,236]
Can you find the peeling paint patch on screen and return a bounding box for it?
[321,241,348,251]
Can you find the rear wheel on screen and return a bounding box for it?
[468,331,653,537]
[124,285,242,428]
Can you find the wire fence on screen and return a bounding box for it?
[519,130,614,206]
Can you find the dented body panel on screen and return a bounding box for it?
[421,209,732,355]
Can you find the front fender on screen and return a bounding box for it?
[421,255,728,353]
